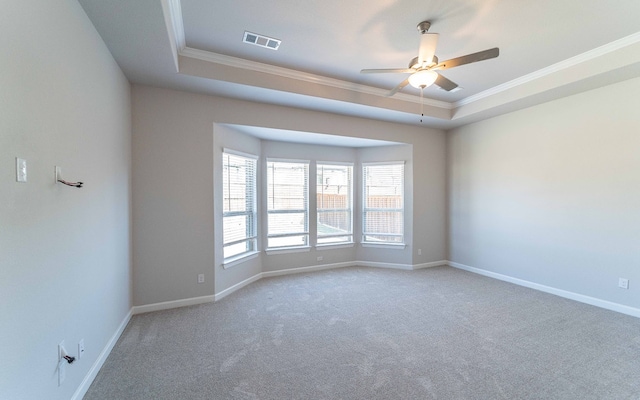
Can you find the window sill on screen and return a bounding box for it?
[361,243,406,250]
[265,246,311,255]
[222,251,260,269]
[316,242,355,250]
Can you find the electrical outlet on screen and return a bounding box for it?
[619,278,629,289]
[197,274,205,283]
[55,166,61,184]
[58,341,66,386]
[78,339,85,360]
[317,256,323,262]
[418,249,422,256]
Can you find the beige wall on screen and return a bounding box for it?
[0,1,132,398]
[132,85,448,305]
[448,77,640,310]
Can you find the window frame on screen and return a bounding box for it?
[266,158,310,251]
[222,148,258,264]
[316,162,353,246]
[362,161,405,246]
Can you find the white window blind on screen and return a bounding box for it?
[317,163,353,244]
[223,151,257,260]
[267,160,309,249]
[362,162,404,244]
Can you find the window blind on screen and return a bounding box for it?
[267,160,309,248]
[223,152,257,259]
[362,162,404,244]
[317,163,353,244]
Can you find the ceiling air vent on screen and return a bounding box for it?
[243,31,281,50]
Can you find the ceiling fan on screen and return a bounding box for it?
[361,21,499,96]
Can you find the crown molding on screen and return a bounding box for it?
[160,0,185,71]
[455,31,640,108]
[161,0,640,124]
[179,47,453,109]
[160,0,451,110]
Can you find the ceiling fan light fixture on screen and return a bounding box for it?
[408,70,438,89]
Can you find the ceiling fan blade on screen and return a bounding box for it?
[361,68,414,74]
[434,73,458,91]
[388,78,410,96]
[435,47,499,70]
[418,33,439,66]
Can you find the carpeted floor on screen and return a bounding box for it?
[84,266,640,399]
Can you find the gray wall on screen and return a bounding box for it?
[132,85,447,305]
[0,1,132,398]
[448,77,640,309]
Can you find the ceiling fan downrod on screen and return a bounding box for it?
[417,21,431,34]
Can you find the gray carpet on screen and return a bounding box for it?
[84,266,640,399]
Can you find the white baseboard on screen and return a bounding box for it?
[215,260,446,301]
[357,261,414,270]
[448,261,640,319]
[71,309,132,400]
[132,294,216,315]
[132,259,450,310]
[413,260,448,270]
[357,259,447,270]
[214,273,263,302]
[263,261,354,278]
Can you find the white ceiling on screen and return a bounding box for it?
[79,0,640,132]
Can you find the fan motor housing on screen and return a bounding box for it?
[409,55,438,69]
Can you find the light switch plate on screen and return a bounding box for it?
[16,158,27,182]
[58,341,66,386]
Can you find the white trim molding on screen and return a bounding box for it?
[160,0,640,123]
[71,309,132,400]
[129,260,639,320]
[132,260,448,312]
[160,0,185,71]
[214,273,263,302]
[223,251,260,269]
[132,295,216,314]
[179,47,453,109]
[265,246,311,255]
[448,261,640,319]
[357,261,413,270]
[455,31,640,108]
[263,261,354,278]
[413,260,449,270]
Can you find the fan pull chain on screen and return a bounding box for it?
[420,87,424,123]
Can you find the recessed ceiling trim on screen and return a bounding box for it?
[160,0,185,71]
[455,31,640,108]
[159,0,640,128]
[179,46,453,109]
